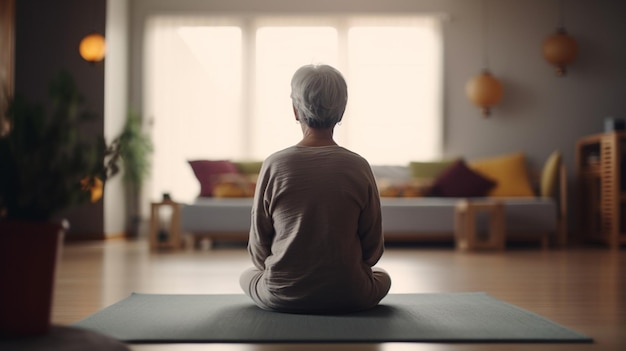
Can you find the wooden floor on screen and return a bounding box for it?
[52,238,626,351]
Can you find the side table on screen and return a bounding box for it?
[149,200,182,251]
[455,199,506,251]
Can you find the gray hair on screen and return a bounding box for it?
[290,64,348,129]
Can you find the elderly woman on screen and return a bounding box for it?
[239,64,391,314]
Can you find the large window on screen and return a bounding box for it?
[145,15,443,202]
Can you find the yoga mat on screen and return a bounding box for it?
[73,292,592,343]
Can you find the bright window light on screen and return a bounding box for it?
[254,26,338,159]
[344,26,442,164]
[145,16,442,201]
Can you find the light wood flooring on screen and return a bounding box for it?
[52,239,626,351]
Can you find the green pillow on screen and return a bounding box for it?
[233,161,263,175]
[409,158,459,180]
[540,150,562,198]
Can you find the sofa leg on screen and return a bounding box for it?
[199,238,214,250]
[183,234,214,250]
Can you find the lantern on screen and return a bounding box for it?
[465,70,503,117]
[543,28,578,76]
[79,32,106,63]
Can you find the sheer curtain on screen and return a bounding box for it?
[144,15,443,202]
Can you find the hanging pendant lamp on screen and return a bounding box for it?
[466,70,503,117]
[543,0,577,76]
[543,27,577,76]
[79,32,106,63]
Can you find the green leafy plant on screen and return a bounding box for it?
[114,108,153,236]
[0,70,119,222]
[118,108,152,189]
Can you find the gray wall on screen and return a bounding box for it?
[14,0,129,239]
[443,0,626,172]
[14,0,108,238]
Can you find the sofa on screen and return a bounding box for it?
[180,151,567,248]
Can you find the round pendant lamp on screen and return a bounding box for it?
[543,27,577,76]
[79,32,106,63]
[465,70,503,117]
[543,0,577,76]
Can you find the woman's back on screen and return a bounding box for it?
[247,145,385,312]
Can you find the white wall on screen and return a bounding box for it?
[104,0,130,237]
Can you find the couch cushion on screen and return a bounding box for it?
[181,198,253,232]
[371,165,420,197]
[540,150,562,198]
[371,165,412,184]
[188,160,240,197]
[212,173,255,198]
[179,197,558,239]
[409,158,459,181]
[469,152,536,197]
[233,161,263,176]
[379,197,557,235]
[429,159,496,197]
[378,181,433,198]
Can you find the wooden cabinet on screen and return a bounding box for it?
[149,200,182,251]
[576,132,626,249]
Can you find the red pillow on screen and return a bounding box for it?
[188,160,240,197]
[429,159,496,197]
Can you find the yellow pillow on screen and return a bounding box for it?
[212,174,255,198]
[540,150,562,198]
[377,180,432,198]
[469,152,535,197]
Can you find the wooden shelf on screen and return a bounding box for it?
[582,168,601,177]
[576,131,626,249]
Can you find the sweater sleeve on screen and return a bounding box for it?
[357,168,384,267]
[247,164,275,270]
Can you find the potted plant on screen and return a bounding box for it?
[0,70,119,336]
[116,108,152,238]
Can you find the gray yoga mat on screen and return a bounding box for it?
[73,292,592,343]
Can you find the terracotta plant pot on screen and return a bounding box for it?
[0,221,65,336]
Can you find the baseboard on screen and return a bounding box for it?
[64,231,127,242]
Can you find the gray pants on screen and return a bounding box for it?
[239,266,392,313]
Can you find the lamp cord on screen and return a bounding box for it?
[482,0,490,71]
[557,0,565,29]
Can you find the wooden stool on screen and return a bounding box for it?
[149,200,182,251]
[455,199,506,251]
